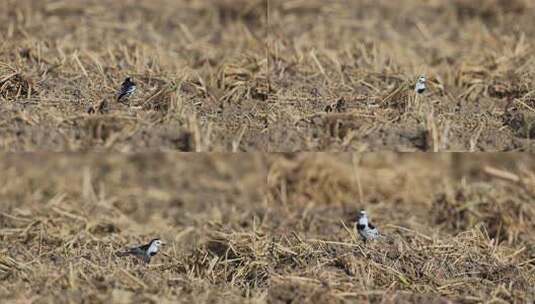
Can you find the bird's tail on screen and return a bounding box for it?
[115,250,132,257]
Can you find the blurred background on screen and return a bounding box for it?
[1,153,267,238]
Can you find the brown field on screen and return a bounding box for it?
[2,154,535,303]
[2,0,535,151]
[267,0,535,151]
[0,0,268,151]
[2,0,535,302]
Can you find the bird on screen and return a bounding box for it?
[356,210,380,242]
[414,75,427,94]
[117,77,137,103]
[116,238,165,263]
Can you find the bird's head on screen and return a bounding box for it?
[358,210,369,225]
[417,75,426,84]
[149,238,165,251]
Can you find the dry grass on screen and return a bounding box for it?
[267,0,535,151]
[2,154,535,303]
[0,0,268,151]
[2,0,535,151]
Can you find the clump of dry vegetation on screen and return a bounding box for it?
[2,154,535,303]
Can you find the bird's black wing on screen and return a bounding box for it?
[117,86,129,101]
[117,80,132,101]
[137,243,150,251]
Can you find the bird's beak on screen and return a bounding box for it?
[161,241,167,246]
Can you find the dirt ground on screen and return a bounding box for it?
[2,154,535,303]
[2,0,535,151]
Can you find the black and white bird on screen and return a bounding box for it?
[117,77,136,103]
[356,210,380,242]
[414,75,426,94]
[117,238,165,263]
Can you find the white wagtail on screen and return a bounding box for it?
[356,210,380,242]
[117,238,165,263]
[117,77,136,103]
[414,75,427,94]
